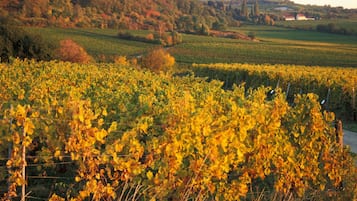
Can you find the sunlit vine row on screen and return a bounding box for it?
[192,63,357,117]
[0,59,355,200]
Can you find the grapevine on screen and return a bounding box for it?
[0,59,355,200]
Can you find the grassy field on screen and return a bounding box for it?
[26,25,357,67]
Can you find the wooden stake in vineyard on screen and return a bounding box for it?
[352,87,356,121]
[335,120,344,152]
[22,124,26,201]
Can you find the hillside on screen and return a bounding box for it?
[1,0,355,32]
[0,0,238,33]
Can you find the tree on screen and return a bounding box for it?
[56,39,92,63]
[22,0,49,18]
[142,48,175,73]
[0,0,21,13]
[241,0,248,18]
[263,15,274,26]
[51,0,73,17]
[212,21,227,31]
[254,0,259,17]
[171,31,182,45]
[73,3,85,23]
[200,24,210,35]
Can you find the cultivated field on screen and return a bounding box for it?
[0,60,355,200]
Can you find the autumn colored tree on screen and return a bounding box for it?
[56,39,92,63]
[264,14,274,25]
[142,48,175,72]
[22,0,49,18]
[0,0,21,13]
[146,33,155,41]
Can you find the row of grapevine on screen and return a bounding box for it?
[0,59,356,200]
[192,63,357,120]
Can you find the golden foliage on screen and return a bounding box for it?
[0,60,355,200]
[142,48,175,72]
[146,33,155,41]
[114,55,129,65]
[56,39,92,64]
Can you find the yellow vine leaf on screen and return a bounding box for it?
[49,194,65,201]
[146,171,154,180]
[108,122,117,133]
[24,118,35,135]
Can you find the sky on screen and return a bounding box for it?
[293,0,357,9]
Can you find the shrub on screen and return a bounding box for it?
[114,55,129,65]
[117,31,135,40]
[212,21,227,31]
[146,33,155,41]
[56,39,92,64]
[141,48,175,73]
[248,32,256,40]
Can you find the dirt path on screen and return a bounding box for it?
[344,130,357,153]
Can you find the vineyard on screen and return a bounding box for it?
[0,59,356,200]
[192,63,357,121]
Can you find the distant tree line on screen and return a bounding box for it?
[316,23,356,35]
[279,22,356,36]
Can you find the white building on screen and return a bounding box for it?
[296,14,307,20]
[284,15,296,21]
[284,14,315,21]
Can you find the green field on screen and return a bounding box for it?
[173,26,357,66]
[275,19,357,34]
[235,25,357,43]
[27,28,159,60]
[27,25,357,67]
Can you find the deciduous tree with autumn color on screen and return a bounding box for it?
[56,39,92,63]
[142,48,175,73]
